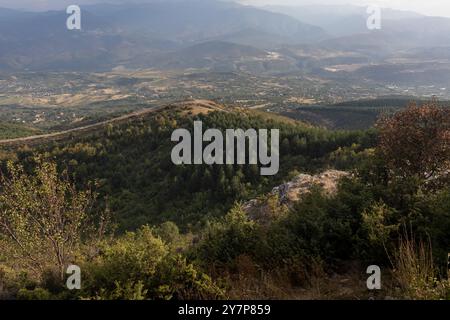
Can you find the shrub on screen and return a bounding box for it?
[0,158,104,281]
[194,204,259,268]
[82,226,222,300]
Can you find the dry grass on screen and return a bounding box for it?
[391,234,448,300]
[223,256,371,300]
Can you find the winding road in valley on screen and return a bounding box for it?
[0,107,166,147]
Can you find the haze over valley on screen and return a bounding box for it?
[0,0,449,134]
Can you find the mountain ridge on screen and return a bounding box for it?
[0,1,327,71]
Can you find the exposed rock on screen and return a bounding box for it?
[271,170,350,204]
[244,170,350,224]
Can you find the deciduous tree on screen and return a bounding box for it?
[0,158,103,280]
[376,101,450,188]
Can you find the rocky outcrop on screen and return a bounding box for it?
[244,170,350,224]
[271,170,350,204]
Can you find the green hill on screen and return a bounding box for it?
[3,101,375,231]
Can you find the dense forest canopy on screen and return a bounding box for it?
[1,105,376,231]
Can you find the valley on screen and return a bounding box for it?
[1,1,450,138]
[0,68,445,137]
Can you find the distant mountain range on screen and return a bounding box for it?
[0,0,326,71]
[264,5,423,36]
[1,0,450,81]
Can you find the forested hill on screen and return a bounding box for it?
[1,101,376,231]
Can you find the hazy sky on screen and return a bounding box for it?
[244,0,450,17]
[1,0,450,17]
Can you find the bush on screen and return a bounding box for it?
[17,288,53,300]
[194,204,260,268]
[0,158,103,281]
[82,226,222,300]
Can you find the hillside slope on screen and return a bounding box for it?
[0,100,224,147]
[1,100,375,231]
